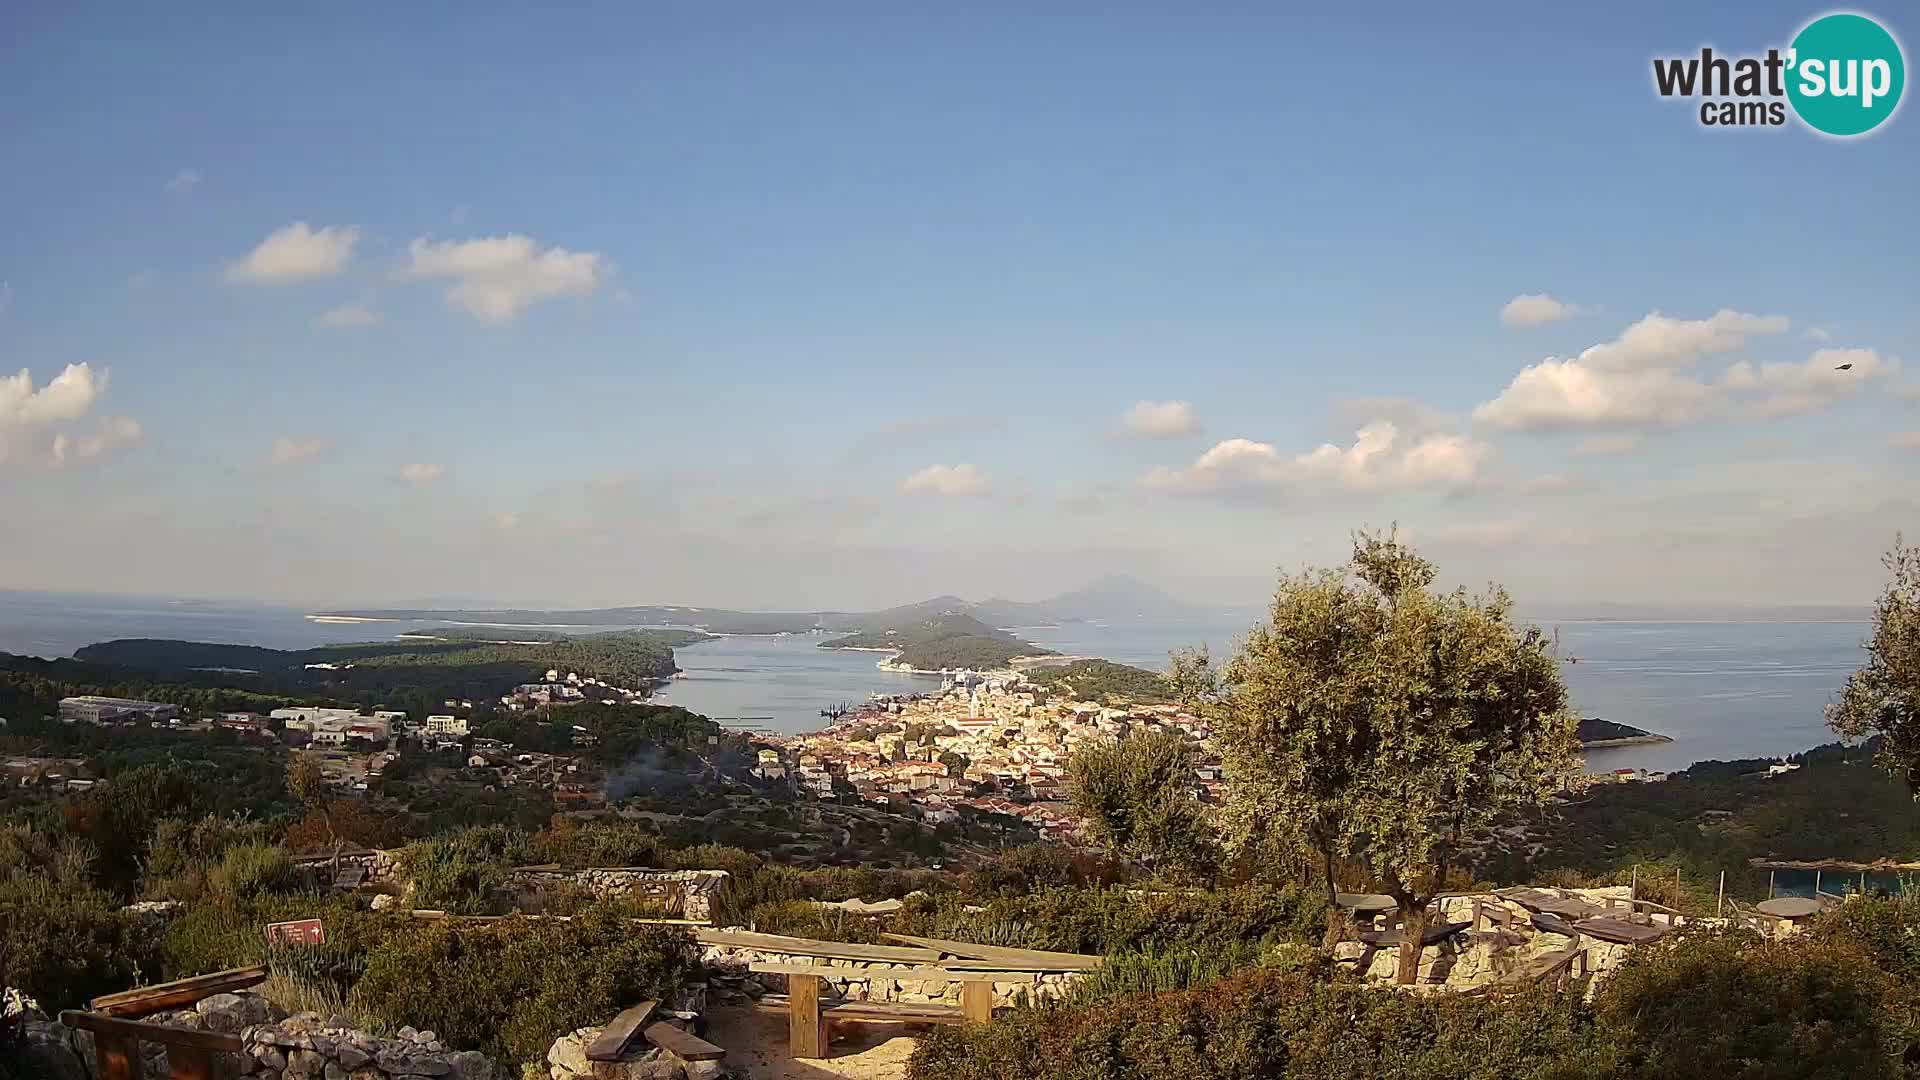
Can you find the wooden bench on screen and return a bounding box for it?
[585,1001,727,1066]
[748,962,1038,1058]
[87,965,269,1018]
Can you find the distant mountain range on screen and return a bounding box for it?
[315,574,1205,635]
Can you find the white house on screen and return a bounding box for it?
[425,715,468,737]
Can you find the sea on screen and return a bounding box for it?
[0,590,1871,774]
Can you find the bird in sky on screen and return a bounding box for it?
[1835,362,1854,370]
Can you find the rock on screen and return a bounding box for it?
[256,1045,289,1070]
[285,1048,325,1079]
[547,1029,594,1077]
[325,1064,349,1080]
[448,1050,494,1080]
[400,1025,420,1040]
[370,893,396,911]
[337,1043,370,1069]
[685,1063,727,1080]
[415,1029,438,1044]
[18,1022,90,1080]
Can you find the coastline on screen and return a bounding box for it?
[1581,734,1676,749]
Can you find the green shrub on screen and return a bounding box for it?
[159,893,392,983]
[207,842,298,901]
[348,902,698,1064]
[532,820,662,869]
[1587,926,1906,1078]
[909,964,1591,1080]
[744,900,887,943]
[142,814,278,900]
[400,825,535,914]
[897,883,1324,956]
[0,871,149,1011]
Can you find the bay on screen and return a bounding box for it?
[0,591,1871,772]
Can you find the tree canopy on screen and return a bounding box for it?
[1215,531,1579,981]
[1068,730,1216,880]
[1829,536,1920,794]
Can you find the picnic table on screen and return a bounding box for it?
[1755,897,1822,924]
[1496,887,1608,921]
[1335,893,1399,922]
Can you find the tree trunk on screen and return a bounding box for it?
[1395,901,1427,985]
[1320,846,1346,949]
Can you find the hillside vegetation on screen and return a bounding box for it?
[821,611,1054,670]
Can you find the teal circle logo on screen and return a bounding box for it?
[1787,12,1905,136]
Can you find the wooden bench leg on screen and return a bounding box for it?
[789,973,827,1059]
[166,1046,215,1080]
[94,1032,145,1080]
[961,981,994,1024]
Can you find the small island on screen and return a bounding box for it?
[1577,716,1673,748]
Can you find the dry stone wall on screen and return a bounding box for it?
[700,938,1085,1008]
[505,867,729,921]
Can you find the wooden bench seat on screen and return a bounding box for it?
[754,994,972,1025]
[750,962,1037,1058]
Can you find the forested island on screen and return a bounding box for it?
[1576,717,1673,747]
[819,612,1053,672]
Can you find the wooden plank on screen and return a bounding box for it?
[93,1031,143,1080]
[960,981,994,1023]
[59,1011,245,1054]
[788,973,825,1059]
[584,1001,657,1061]
[408,911,708,926]
[697,928,941,964]
[878,933,1102,970]
[940,958,1097,973]
[642,1021,726,1062]
[88,965,269,1017]
[166,1046,216,1080]
[752,996,968,1023]
[748,962,1037,983]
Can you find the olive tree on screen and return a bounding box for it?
[1830,537,1920,792]
[1217,531,1579,982]
[1067,730,1217,881]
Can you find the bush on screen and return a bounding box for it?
[967,845,1121,897]
[1587,926,1907,1078]
[348,903,698,1064]
[143,815,279,901]
[532,819,662,869]
[207,842,298,901]
[909,965,1591,1080]
[400,825,535,914]
[897,883,1324,956]
[0,871,149,1011]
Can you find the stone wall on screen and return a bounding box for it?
[1332,887,1651,994]
[700,939,1085,1009]
[13,992,497,1080]
[505,867,730,922]
[546,1023,731,1080]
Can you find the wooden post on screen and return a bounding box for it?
[1630,865,1638,901]
[93,1033,144,1080]
[1717,871,1725,919]
[961,981,994,1024]
[788,972,826,1059]
[1816,869,1822,896]
[166,1046,215,1080]
[1675,866,1682,897]
[1769,870,1776,899]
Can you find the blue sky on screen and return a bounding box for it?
[1,3,1915,610]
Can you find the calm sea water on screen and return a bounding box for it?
[0,591,1869,771]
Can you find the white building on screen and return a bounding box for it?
[425,715,469,737]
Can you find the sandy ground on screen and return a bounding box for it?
[702,1005,918,1080]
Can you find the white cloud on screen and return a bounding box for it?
[163,169,201,194]
[266,436,331,466]
[315,303,379,329]
[902,463,990,496]
[51,417,143,465]
[1720,348,1899,417]
[3,364,143,467]
[1119,400,1201,438]
[1,363,106,428]
[399,462,446,485]
[1500,293,1578,328]
[1806,327,1832,342]
[226,222,359,284]
[1475,309,1792,429]
[1891,432,1920,450]
[402,234,606,323]
[1143,422,1488,495]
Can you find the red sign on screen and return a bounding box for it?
[265,918,326,947]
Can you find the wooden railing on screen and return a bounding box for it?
[58,1010,241,1080]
